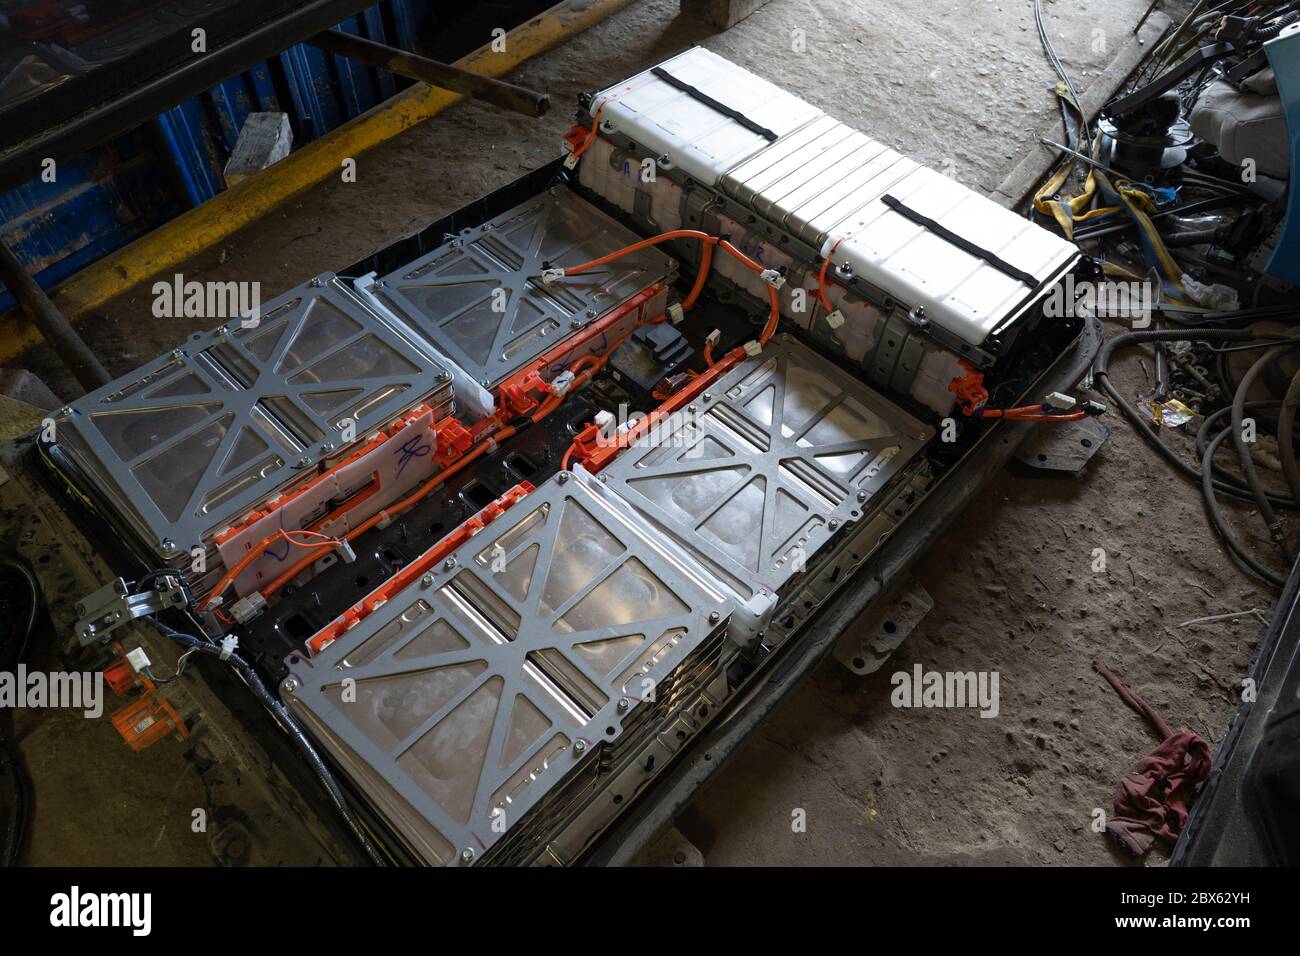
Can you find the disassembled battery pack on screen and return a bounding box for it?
[42,48,1086,866]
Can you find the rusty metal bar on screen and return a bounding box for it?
[306,29,550,118]
[0,241,110,392]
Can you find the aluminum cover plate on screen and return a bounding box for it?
[52,276,448,559]
[367,188,674,386]
[284,469,733,865]
[600,335,933,601]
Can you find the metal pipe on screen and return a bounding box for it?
[307,30,550,118]
[0,241,110,391]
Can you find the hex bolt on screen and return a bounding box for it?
[443,557,457,571]
[321,442,335,454]
[420,574,434,588]
[573,739,587,755]
[310,277,322,288]
[160,538,177,555]
[687,404,697,414]
[570,319,583,329]
[557,472,570,484]
[460,847,475,864]
[281,677,299,695]
[857,491,868,502]
[617,698,630,713]
[708,611,721,624]
[828,519,840,530]
[298,456,312,468]
[702,392,712,402]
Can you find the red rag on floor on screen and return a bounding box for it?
[1105,730,1212,856]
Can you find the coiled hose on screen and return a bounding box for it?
[1094,328,1300,588]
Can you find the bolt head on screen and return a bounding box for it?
[460,847,475,864]
[557,472,570,484]
[829,519,840,530]
[281,677,299,695]
[443,557,456,571]
[702,392,712,402]
[298,456,312,468]
[160,538,177,555]
[421,574,434,588]
[573,739,587,754]
[321,442,335,454]
[857,491,868,502]
[617,698,630,713]
[708,611,721,624]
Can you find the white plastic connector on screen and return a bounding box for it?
[825,309,845,330]
[541,267,566,285]
[219,634,239,661]
[336,540,357,564]
[229,592,267,625]
[705,328,721,347]
[743,340,763,357]
[563,152,580,170]
[594,409,617,437]
[759,269,786,289]
[617,412,644,436]
[126,647,151,672]
[667,302,685,324]
[551,370,575,397]
[1045,392,1076,410]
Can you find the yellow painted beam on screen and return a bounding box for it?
[1,0,634,364]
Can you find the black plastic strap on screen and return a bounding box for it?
[880,193,1039,288]
[651,67,778,142]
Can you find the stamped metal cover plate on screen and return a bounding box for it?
[52,277,448,558]
[368,188,674,386]
[284,470,732,865]
[600,336,933,600]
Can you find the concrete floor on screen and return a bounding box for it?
[12,0,1272,866]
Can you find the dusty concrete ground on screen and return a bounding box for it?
[9,0,1273,866]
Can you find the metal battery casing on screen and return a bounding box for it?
[599,335,933,602]
[284,468,734,865]
[362,188,675,387]
[49,276,452,563]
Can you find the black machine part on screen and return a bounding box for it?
[1173,551,1300,866]
[606,322,695,407]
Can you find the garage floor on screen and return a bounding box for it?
[11,0,1274,866]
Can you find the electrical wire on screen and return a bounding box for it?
[147,618,386,865]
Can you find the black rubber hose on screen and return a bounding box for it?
[1092,328,1299,506]
[1201,427,1287,589]
[1280,367,1300,508]
[1231,343,1300,556]
[0,556,41,868]
[148,620,386,866]
[1195,401,1291,495]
